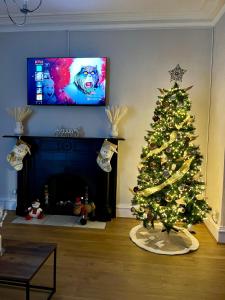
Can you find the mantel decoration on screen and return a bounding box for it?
[97,139,118,172]
[105,105,128,137]
[7,138,31,171]
[130,65,211,255]
[55,126,85,138]
[0,208,7,256]
[7,106,32,135]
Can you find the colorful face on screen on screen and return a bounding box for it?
[27,57,107,105]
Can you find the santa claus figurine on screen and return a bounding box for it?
[25,199,43,220]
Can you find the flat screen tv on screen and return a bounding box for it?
[27,57,107,106]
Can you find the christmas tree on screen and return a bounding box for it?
[131,65,211,233]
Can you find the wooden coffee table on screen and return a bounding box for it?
[0,239,57,300]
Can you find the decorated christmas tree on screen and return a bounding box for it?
[131,65,211,233]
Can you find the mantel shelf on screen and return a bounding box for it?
[3,135,125,141]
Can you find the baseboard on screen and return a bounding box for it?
[3,197,134,218]
[218,226,225,243]
[3,198,224,241]
[116,203,135,218]
[2,197,134,218]
[204,216,225,243]
[0,197,17,210]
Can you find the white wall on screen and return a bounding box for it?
[205,13,225,242]
[0,29,212,218]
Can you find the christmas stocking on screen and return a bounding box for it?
[7,139,31,171]
[97,139,118,172]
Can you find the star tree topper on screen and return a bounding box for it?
[169,64,187,82]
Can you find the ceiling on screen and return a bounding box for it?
[0,0,225,31]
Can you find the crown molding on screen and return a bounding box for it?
[211,3,225,26]
[0,11,215,32]
[0,1,225,32]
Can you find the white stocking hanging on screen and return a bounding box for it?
[7,139,31,171]
[97,139,118,172]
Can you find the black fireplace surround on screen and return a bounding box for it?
[4,136,123,221]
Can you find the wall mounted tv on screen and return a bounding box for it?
[27,57,107,106]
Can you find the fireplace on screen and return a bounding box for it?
[5,136,123,221]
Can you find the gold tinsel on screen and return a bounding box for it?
[137,157,194,197]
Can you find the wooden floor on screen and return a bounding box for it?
[1,212,225,300]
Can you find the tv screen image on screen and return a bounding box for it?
[27,57,107,106]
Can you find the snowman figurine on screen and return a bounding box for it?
[25,199,43,220]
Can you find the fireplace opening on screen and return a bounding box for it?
[43,173,94,216]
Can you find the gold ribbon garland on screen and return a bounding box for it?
[138,157,194,197]
[175,114,191,130]
[147,131,177,158]
[146,114,193,158]
[175,197,185,205]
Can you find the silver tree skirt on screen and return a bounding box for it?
[129,223,199,255]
